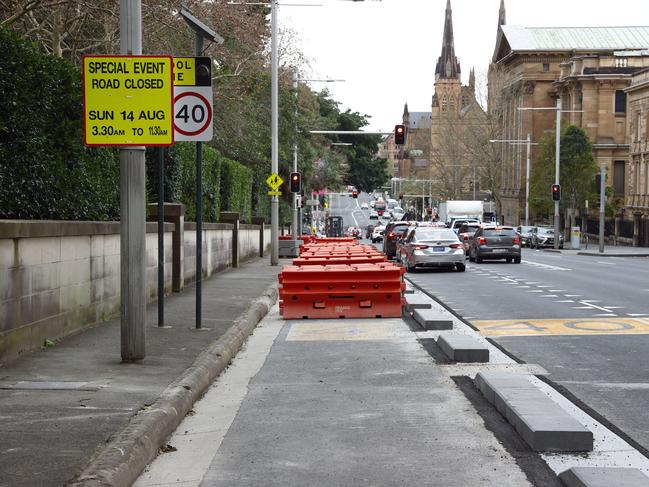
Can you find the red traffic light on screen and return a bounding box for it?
[551,184,561,201]
[290,172,301,193]
[395,124,406,145]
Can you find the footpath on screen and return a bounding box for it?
[0,257,280,487]
[544,244,649,257]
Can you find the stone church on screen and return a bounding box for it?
[398,0,485,201]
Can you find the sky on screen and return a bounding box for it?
[282,0,649,132]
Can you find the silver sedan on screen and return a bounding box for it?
[402,228,466,272]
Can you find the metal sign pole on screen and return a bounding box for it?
[157,147,164,327]
[195,32,204,329]
[119,0,146,361]
[554,97,561,250]
[599,163,606,253]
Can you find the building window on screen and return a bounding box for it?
[615,57,628,68]
[614,160,625,195]
[615,90,627,114]
[637,112,642,142]
[542,63,550,72]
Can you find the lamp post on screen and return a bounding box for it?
[292,74,343,248]
[519,100,583,249]
[489,135,538,226]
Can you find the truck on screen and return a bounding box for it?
[438,200,484,225]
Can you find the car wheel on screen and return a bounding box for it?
[456,263,466,272]
[514,256,521,264]
[506,257,513,263]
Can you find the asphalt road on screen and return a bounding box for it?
[406,249,649,453]
[327,194,649,453]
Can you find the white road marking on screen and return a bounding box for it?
[539,295,558,298]
[523,261,571,271]
[597,261,615,265]
[578,301,616,313]
[564,294,582,298]
[516,286,531,289]
[536,285,552,288]
[549,289,566,292]
[528,290,544,293]
[628,313,649,317]
[555,300,574,303]
[592,313,618,317]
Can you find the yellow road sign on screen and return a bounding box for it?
[83,55,174,146]
[266,173,284,190]
[267,190,282,196]
[472,317,649,337]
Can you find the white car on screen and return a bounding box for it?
[391,206,405,220]
[369,210,379,220]
[371,225,386,243]
[360,203,369,210]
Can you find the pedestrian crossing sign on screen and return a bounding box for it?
[266,173,283,190]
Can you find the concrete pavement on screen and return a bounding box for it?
[543,244,649,257]
[0,257,281,487]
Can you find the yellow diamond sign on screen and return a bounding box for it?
[266,173,284,190]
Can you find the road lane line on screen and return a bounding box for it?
[555,300,574,303]
[540,295,558,298]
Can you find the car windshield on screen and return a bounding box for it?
[461,225,480,234]
[417,230,458,241]
[538,228,554,235]
[519,226,534,233]
[484,228,517,237]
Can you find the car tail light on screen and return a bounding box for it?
[412,244,429,250]
[449,243,462,249]
[463,235,469,240]
[513,236,520,245]
[478,237,486,245]
[388,232,396,239]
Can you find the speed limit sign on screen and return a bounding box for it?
[173,57,213,142]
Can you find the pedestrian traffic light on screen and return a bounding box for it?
[399,193,404,200]
[551,184,561,201]
[395,124,405,145]
[290,172,301,193]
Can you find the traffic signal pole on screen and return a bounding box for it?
[554,97,561,250]
[292,72,298,250]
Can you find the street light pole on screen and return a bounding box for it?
[292,71,298,248]
[525,133,531,226]
[554,97,561,249]
[270,0,279,265]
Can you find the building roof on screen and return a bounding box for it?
[408,112,432,129]
[501,25,649,52]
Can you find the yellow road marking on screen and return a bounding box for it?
[286,321,400,341]
[473,318,649,337]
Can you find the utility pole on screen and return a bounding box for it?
[119,0,146,361]
[554,97,561,249]
[270,0,279,265]
[599,163,606,253]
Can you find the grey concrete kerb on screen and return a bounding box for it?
[68,283,279,487]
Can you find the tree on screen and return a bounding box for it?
[530,124,598,219]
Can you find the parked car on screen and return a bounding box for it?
[529,227,563,248]
[371,225,386,243]
[468,225,521,263]
[360,202,369,210]
[457,222,482,253]
[365,224,375,239]
[382,221,411,259]
[516,225,535,247]
[369,210,379,220]
[402,228,466,272]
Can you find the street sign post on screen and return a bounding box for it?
[82,55,174,146]
[173,57,213,142]
[266,173,284,191]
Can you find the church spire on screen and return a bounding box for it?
[498,0,506,28]
[435,0,461,80]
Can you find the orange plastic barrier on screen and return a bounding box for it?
[278,263,405,319]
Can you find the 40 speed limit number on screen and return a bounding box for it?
[173,86,213,141]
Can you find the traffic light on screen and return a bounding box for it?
[551,184,561,201]
[352,190,358,198]
[399,193,404,200]
[290,172,301,193]
[395,124,405,145]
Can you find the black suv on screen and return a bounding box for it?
[468,225,521,263]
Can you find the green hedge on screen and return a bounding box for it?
[0,27,260,223]
[220,157,253,222]
[0,26,120,220]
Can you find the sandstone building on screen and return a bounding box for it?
[490,0,649,224]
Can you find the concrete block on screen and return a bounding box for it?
[475,372,593,452]
[90,235,104,257]
[61,236,90,261]
[18,238,43,266]
[404,294,432,312]
[558,467,649,487]
[0,239,15,268]
[413,308,453,330]
[437,334,488,362]
[41,237,61,264]
[404,281,415,294]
